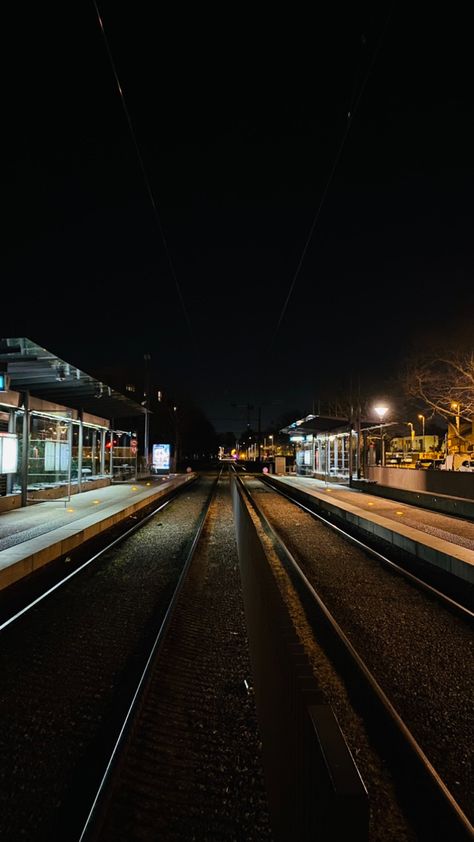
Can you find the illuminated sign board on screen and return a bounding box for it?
[0,373,9,392]
[152,443,171,471]
[44,441,70,471]
[0,433,18,473]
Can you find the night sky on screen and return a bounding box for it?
[4,5,474,432]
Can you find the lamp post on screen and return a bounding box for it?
[418,414,425,454]
[143,352,151,470]
[407,422,415,455]
[374,404,389,466]
[450,402,460,455]
[451,402,460,434]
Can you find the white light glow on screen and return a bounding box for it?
[374,405,389,421]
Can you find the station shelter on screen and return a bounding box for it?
[0,338,147,509]
[280,414,374,482]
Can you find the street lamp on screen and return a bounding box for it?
[374,404,389,466]
[418,414,425,453]
[407,422,415,454]
[143,353,151,470]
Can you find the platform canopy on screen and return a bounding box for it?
[0,337,147,420]
[280,413,374,436]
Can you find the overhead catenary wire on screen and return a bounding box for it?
[92,1,192,333]
[271,9,394,345]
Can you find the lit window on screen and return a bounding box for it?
[126,384,135,392]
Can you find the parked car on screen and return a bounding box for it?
[415,457,445,470]
[459,458,474,472]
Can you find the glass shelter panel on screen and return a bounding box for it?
[27,414,71,490]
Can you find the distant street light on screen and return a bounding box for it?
[418,414,425,453]
[374,404,389,466]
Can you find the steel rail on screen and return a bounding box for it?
[0,482,197,632]
[235,472,474,841]
[77,472,221,842]
[261,474,473,622]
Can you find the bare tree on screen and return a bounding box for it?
[403,348,474,432]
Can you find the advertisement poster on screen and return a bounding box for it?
[0,433,18,474]
[44,441,70,472]
[152,443,170,471]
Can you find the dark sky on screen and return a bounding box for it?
[4,5,474,432]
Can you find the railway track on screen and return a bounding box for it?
[0,473,268,841]
[77,470,271,841]
[0,465,472,840]
[232,469,473,841]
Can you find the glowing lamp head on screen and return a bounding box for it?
[374,405,389,421]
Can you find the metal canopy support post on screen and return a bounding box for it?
[77,412,83,492]
[144,408,149,468]
[356,405,361,478]
[348,406,353,486]
[7,407,15,494]
[257,406,261,462]
[100,428,106,475]
[21,391,29,507]
[110,423,114,481]
[66,416,72,504]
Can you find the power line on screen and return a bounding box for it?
[271,10,394,345]
[92,1,192,332]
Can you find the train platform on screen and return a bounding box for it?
[1,471,473,595]
[0,474,195,592]
[269,474,474,588]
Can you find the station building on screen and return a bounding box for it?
[0,338,147,510]
[280,413,377,481]
[281,414,358,481]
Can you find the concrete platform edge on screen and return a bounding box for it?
[269,476,474,586]
[0,474,194,592]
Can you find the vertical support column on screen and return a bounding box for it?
[348,427,353,485]
[325,432,329,483]
[77,412,83,492]
[257,406,261,462]
[92,429,97,477]
[100,428,106,476]
[356,405,361,479]
[7,408,15,494]
[110,424,114,481]
[66,416,72,503]
[21,391,30,508]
